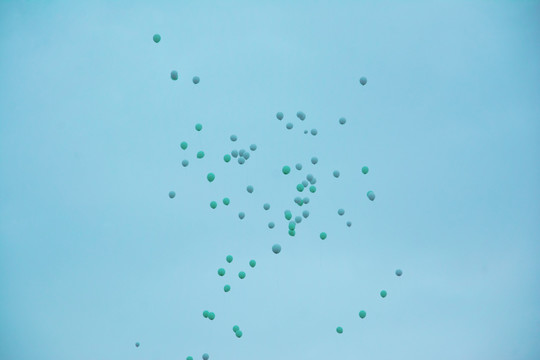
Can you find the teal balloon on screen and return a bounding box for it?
[180,141,188,150]
[302,197,310,204]
[295,216,302,223]
[197,151,205,159]
[311,128,318,136]
[380,290,387,298]
[302,210,309,218]
[218,268,225,276]
[286,122,293,130]
[153,34,161,43]
[230,134,237,142]
[224,284,231,292]
[309,186,316,193]
[182,159,189,167]
[294,197,302,205]
[239,149,245,157]
[224,154,231,162]
[246,185,254,193]
[295,163,302,170]
[301,180,309,187]
[223,197,230,205]
[203,310,209,318]
[296,111,306,120]
[231,150,238,158]
[338,208,345,216]
[169,191,176,199]
[250,144,257,151]
[346,221,352,227]
[135,342,140,347]
[367,191,375,201]
[226,255,233,263]
[208,312,215,320]
[235,330,243,338]
[276,112,284,120]
[238,271,246,279]
[238,157,245,164]
[195,123,202,131]
[296,184,304,192]
[288,221,296,230]
[359,76,367,85]
[249,259,256,268]
[306,174,314,182]
[272,244,281,254]
[233,325,240,333]
[395,269,403,276]
[362,166,369,174]
[359,310,366,319]
[333,170,340,178]
[192,76,200,84]
[284,210,292,220]
[288,229,295,236]
[203,354,209,360]
[171,70,178,80]
[268,222,275,229]
[207,173,215,182]
[282,166,291,175]
[339,117,346,125]
[263,203,270,210]
[187,357,193,360]
[311,157,318,165]
[238,212,245,219]
[320,232,327,240]
[336,327,343,334]
[210,201,217,209]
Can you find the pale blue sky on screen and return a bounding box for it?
[1,1,539,359]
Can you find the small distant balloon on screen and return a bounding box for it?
[395,269,403,276]
[311,128,318,136]
[282,166,291,175]
[303,197,310,204]
[180,141,188,150]
[243,151,250,160]
[276,112,284,120]
[339,117,346,125]
[359,76,367,86]
[333,170,340,178]
[268,222,275,229]
[207,173,215,182]
[284,210,292,220]
[296,184,305,192]
[210,201,217,209]
[288,229,295,236]
[367,191,375,201]
[203,354,209,360]
[288,221,296,231]
[311,157,318,165]
[359,310,366,319]
[320,232,327,240]
[208,312,215,320]
[297,111,306,120]
[336,327,343,334]
[306,174,314,182]
[171,71,178,80]
[238,212,245,220]
[286,122,293,130]
[250,144,257,151]
[187,357,193,360]
[135,342,140,347]
[362,166,369,174]
[249,260,256,268]
[224,284,231,292]
[195,123,202,131]
[238,157,245,164]
[304,130,308,134]
[246,185,254,193]
[346,221,352,227]
[203,310,209,318]
[153,34,161,43]
[197,151,205,159]
[182,159,189,167]
[233,325,240,333]
[230,134,237,142]
[238,271,246,279]
[235,330,243,338]
[169,191,176,199]
[239,149,245,157]
[263,203,270,210]
[223,197,230,206]
[302,210,310,218]
[380,290,387,298]
[338,208,345,216]
[301,180,309,187]
[192,76,200,84]
[272,244,282,254]
[218,268,225,276]
[231,150,238,158]
[295,216,302,224]
[309,186,316,193]
[224,154,231,162]
[295,163,303,170]
[226,255,233,263]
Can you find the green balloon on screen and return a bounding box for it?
[263,203,270,210]
[235,330,243,338]
[226,255,233,263]
[182,159,189,167]
[224,284,231,292]
[218,268,225,276]
[296,184,304,192]
[282,165,291,174]
[238,271,246,279]
[180,141,188,150]
[309,186,316,193]
[186,357,193,360]
[320,232,327,240]
[210,201,217,209]
[192,76,200,84]
[336,327,343,334]
[380,290,387,298]
[288,229,295,237]
[276,112,284,120]
[223,197,230,206]
[171,70,178,80]
[338,208,345,216]
[359,76,367,85]
[395,269,403,276]
[268,222,275,229]
[272,244,281,254]
[208,312,215,320]
[197,151,205,159]
[288,221,296,230]
[359,310,366,319]
[153,34,161,43]
[233,325,239,332]
[367,191,375,201]
[249,260,256,268]
[195,123,202,131]
[169,191,176,199]
[284,210,292,220]
[238,212,245,220]
[207,173,215,182]
[362,166,369,174]
[224,154,231,162]
[203,310,209,318]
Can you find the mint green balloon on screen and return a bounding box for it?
[336,327,343,334]
[362,166,369,174]
[249,260,256,268]
[282,165,291,175]
[233,325,239,332]
[380,290,387,298]
[192,76,200,84]
[296,184,304,192]
[208,312,215,320]
[210,201,217,209]
[207,173,215,182]
[320,232,327,240]
[203,310,209,318]
[195,123,202,131]
[238,271,246,279]
[272,244,281,254]
[284,210,292,220]
[224,154,231,162]
[235,330,243,338]
[218,268,225,276]
[309,186,316,193]
[359,310,366,319]
[288,229,295,236]
[180,141,188,150]
[367,191,375,201]
[197,151,205,159]
[288,221,296,230]
[186,357,193,360]
[224,284,231,292]
[223,197,230,206]
[226,255,233,263]
[153,34,161,43]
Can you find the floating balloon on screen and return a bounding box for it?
[238,271,246,279]
[288,229,295,236]
[223,197,230,206]
[359,310,366,319]
[297,111,306,120]
[203,354,209,360]
[182,159,189,167]
[288,221,296,231]
[359,76,367,85]
[235,330,243,338]
[311,157,318,165]
[169,191,176,199]
[295,163,303,170]
[338,208,345,216]
[233,325,239,333]
[226,255,233,263]
[301,180,309,187]
[302,210,310,218]
[180,141,188,150]
[247,185,254,193]
[187,357,193,360]
[249,260,256,268]
[296,184,304,192]
[218,268,225,276]
[304,130,308,134]
[224,285,231,292]
[230,134,237,142]
[203,310,209,318]
[207,173,215,182]
[224,154,231,162]
[395,269,403,276]
[263,203,270,210]
[311,128,318,136]
[276,112,284,120]
[171,70,178,80]
[286,122,293,130]
[136,342,140,347]
[272,244,281,254]
[197,151,205,159]
[303,197,310,204]
[231,150,238,158]
[238,157,245,164]
[243,152,250,160]
[309,186,316,193]
[192,76,200,84]
[210,201,217,209]
[238,212,245,219]
[250,144,257,151]
[336,327,343,334]
[346,221,352,227]
[306,174,314,182]
[367,191,375,201]
[320,232,327,240]
[208,312,215,320]
[333,170,340,178]
[153,34,161,43]
[294,197,302,205]
[295,216,302,224]
[195,123,202,131]
[282,166,291,175]
[239,149,245,157]
[339,117,346,125]
[284,210,292,220]
[380,290,387,298]
[362,166,369,174]
[268,222,275,229]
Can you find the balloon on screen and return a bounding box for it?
[367,191,375,201]
[309,186,316,193]
[226,255,233,263]
[320,232,327,240]
[243,152,250,160]
[197,151,205,159]
[346,221,352,227]
[295,216,302,223]
[306,174,314,182]
[380,290,387,298]
[203,310,209,318]
[238,271,246,279]
[311,128,318,136]
[210,201,217,209]
[311,157,318,165]
[282,166,291,175]
[239,149,245,157]
[223,197,230,206]
[268,222,275,229]
[224,154,231,162]
[135,342,140,347]
[302,197,310,204]
[218,268,225,276]
[359,77,367,85]
[238,157,245,164]
[192,76,200,84]
[272,244,281,254]
[302,210,310,218]
[362,166,369,174]
[338,208,345,216]
[333,170,340,178]
[288,221,296,230]
[296,184,304,192]
[286,122,293,130]
[235,330,243,338]
[395,269,403,276]
[359,310,366,319]
[296,111,306,120]
[263,203,270,210]
[230,134,238,142]
[247,185,254,193]
[169,191,176,199]
[288,229,295,237]
[182,159,189,167]
[180,141,188,150]
[203,354,209,360]
[208,312,215,320]
[238,212,245,219]
[249,260,256,268]
[250,144,257,151]
[153,34,161,43]
[339,117,346,125]
[195,123,202,131]
[301,180,309,187]
[276,112,284,120]
[336,327,343,334]
[231,150,238,158]
[295,163,302,170]
[171,70,178,80]
[233,325,239,333]
[207,173,215,182]
[284,210,292,220]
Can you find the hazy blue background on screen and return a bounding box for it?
[1,1,539,359]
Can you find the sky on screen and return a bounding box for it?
[0,1,539,359]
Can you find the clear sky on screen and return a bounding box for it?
[1,1,539,359]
